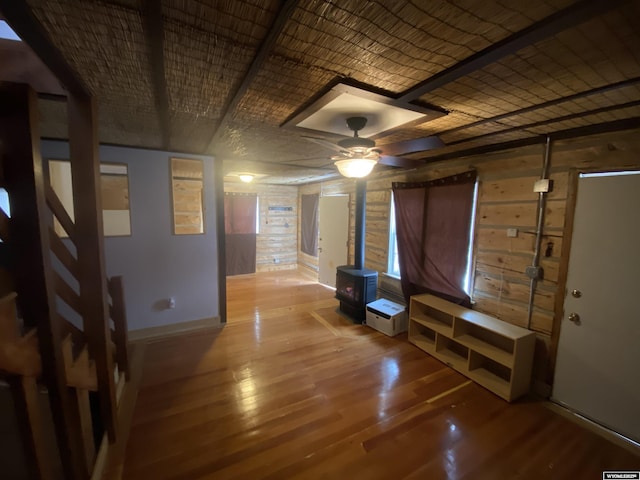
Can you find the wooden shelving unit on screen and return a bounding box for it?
[408,294,536,402]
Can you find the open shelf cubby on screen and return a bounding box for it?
[409,296,456,335]
[454,320,514,367]
[408,321,436,353]
[408,294,535,402]
[468,351,512,399]
[435,336,468,370]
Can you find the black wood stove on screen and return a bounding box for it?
[335,179,378,322]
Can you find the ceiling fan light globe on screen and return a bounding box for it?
[334,158,377,178]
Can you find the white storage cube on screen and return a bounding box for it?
[365,298,407,336]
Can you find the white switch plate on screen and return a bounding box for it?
[507,228,518,238]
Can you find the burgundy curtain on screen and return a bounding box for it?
[392,171,476,306]
[300,194,319,256]
[224,193,257,276]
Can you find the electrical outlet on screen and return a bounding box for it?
[507,228,518,238]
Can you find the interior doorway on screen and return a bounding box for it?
[551,171,640,444]
[318,195,349,287]
[224,192,258,276]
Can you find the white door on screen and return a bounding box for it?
[552,172,640,443]
[318,195,349,287]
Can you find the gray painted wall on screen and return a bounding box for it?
[41,140,219,332]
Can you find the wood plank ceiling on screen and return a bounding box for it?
[1,0,639,184]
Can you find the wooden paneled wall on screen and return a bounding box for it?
[298,128,640,389]
[225,182,298,272]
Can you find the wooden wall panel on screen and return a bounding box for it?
[474,273,556,312]
[306,128,640,390]
[475,228,563,259]
[475,251,560,284]
[480,172,569,202]
[477,200,566,229]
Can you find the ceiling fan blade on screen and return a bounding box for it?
[380,136,444,156]
[301,135,346,154]
[378,155,426,169]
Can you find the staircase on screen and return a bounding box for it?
[0,82,131,480]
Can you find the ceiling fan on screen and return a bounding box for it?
[303,116,445,177]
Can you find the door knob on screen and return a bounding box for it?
[571,289,582,298]
[568,312,581,324]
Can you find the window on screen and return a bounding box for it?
[0,188,10,218]
[387,180,479,296]
[387,193,400,277]
[171,158,204,235]
[0,20,21,42]
[464,181,479,295]
[48,160,132,237]
[0,188,10,244]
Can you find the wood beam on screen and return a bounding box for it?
[378,136,445,156]
[0,82,88,480]
[417,117,640,164]
[205,0,300,153]
[68,94,118,441]
[442,77,640,137]
[215,157,227,324]
[142,0,171,150]
[398,0,629,102]
[447,100,640,147]
[0,1,90,99]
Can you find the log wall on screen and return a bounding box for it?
[225,182,298,272]
[297,128,640,389]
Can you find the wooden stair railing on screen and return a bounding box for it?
[45,180,130,473]
[46,182,118,413]
[2,82,131,480]
[108,276,130,381]
[0,292,100,478]
[2,82,127,480]
[0,283,130,479]
[0,293,40,377]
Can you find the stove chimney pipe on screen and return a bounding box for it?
[354,179,366,270]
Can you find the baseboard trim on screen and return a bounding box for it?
[128,317,221,343]
[297,264,319,281]
[545,401,640,457]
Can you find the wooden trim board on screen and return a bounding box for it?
[128,317,221,343]
[544,401,640,458]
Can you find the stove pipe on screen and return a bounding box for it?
[354,179,366,270]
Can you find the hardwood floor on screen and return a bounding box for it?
[121,270,639,479]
